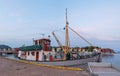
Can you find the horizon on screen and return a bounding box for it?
[0,0,120,51]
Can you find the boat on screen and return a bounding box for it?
[17,9,102,66]
[88,62,120,76]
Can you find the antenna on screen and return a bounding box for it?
[32,38,34,45]
[48,35,50,39]
[41,34,45,38]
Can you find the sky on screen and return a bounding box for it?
[0,0,120,51]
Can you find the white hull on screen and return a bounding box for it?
[37,55,100,66]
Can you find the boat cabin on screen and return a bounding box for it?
[18,38,53,61]
[34,38,51,51]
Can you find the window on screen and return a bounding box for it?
[28,52,30,55]
[31,52,35,56]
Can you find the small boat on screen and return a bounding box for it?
[17,9,102,66]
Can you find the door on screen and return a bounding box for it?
[36,52,39,61]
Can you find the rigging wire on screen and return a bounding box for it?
[68,26,93,46]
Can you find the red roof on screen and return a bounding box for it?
[101,48,114,53]
[34,38,51,42]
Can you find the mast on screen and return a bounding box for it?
[61,8,70,60]
[65,8,69,48]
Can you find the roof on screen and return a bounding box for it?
[34,38,51,42]
[101,48,114,53]
[19,45,42,51]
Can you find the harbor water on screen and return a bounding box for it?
[102,53,120,67]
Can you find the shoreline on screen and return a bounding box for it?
[0,57,89,76]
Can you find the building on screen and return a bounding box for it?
[101,48,115,56]
[0,45,12,56]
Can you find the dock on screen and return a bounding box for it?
[88,62,120,76]
[0,57,89,76]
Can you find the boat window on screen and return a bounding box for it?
[31,52,35,56]
[28,52,30,55]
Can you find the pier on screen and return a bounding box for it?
[0,57,89,76]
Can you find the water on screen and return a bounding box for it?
[102,53,120,67]
[6,54,19,60]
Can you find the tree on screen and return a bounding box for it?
[88,46,94,52]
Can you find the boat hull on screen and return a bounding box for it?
[38,55,100,66]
